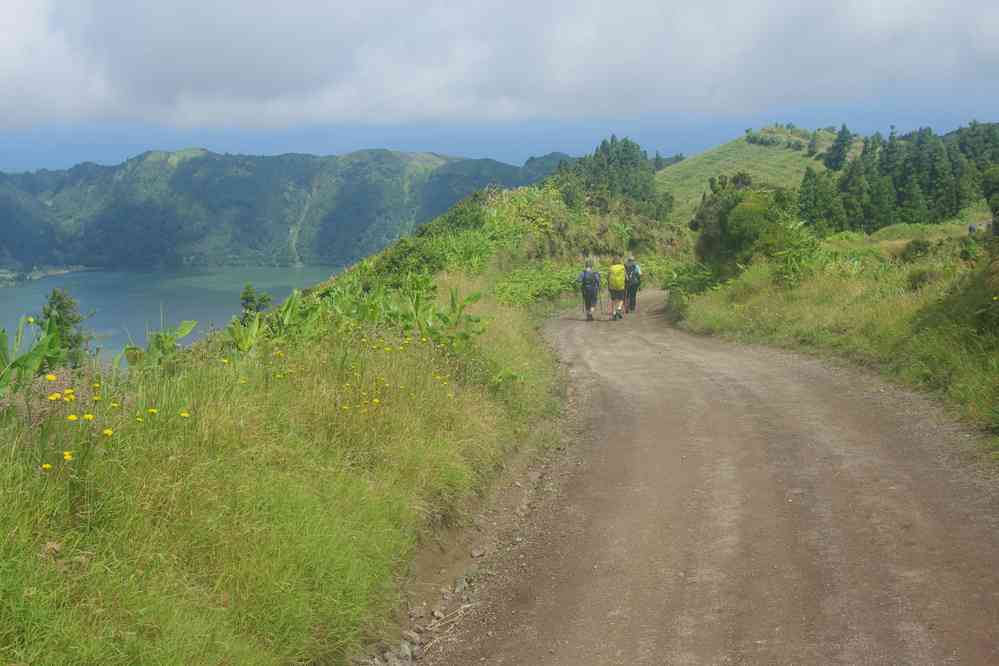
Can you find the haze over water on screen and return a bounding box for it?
[0,266,337,358]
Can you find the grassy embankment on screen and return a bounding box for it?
[656,126,841,227]
[0,182,668,664]
[680,211,999,453]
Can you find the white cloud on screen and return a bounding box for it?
[1,0,996,129]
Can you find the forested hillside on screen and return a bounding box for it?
[0,149,571,273]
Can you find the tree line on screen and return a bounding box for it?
[799,122,999,234]
[550,135,675,222]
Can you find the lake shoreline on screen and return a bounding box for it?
[0,265,96,288]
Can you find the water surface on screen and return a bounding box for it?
[1,266,337,358]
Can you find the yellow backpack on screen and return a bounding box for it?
[608,264,626,291]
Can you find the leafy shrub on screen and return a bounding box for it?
[494,263,578,305]
[907,268,944,291]
[900,239,932,262]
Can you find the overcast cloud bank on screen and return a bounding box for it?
[2,0,998,130]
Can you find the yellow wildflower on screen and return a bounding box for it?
[40,463,52,471]
[102,428,113,437]
[179,410,190,418]
[111,402,121,409]
[372,398,381,406]
[82,413,95,422]
[221,358,230,364]
[67,414,79,422]
[147,408,158,415]
[136,416,144,423]
[64,387,74,394]
[93,395,102,402]
[64,394,76,402]
[92,383,101,390]
[48,392,62,402]
[45,374,57,382]
[62,451,73,461]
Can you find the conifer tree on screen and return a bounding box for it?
[868,175,898,231]
[798,167,820,225]
[839,158,872,231]
[824,124,853,170]
[900,175,931,225]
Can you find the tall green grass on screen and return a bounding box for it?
[682,233,999,452]
[0,188,577,664]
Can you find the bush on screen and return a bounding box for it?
[900,239,932,263]
[907,268,944,291]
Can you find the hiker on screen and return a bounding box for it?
[607,256,627,320]
[578,260,601,321]
[625,255,642,313]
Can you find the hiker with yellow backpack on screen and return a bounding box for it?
[607,256,627,320]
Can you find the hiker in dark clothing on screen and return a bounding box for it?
[624,255,641,313]
[578,260,601,321]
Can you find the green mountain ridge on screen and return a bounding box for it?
[0,148,573,273]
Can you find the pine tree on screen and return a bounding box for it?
[900,175,931,225]
[815,172,847,232]
[839,158,872,231]
[929,140,957,220]
[868,175,898,231]
[824,124,853,170]
[798,167,820,225]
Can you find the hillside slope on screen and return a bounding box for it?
[0,149,571,273]
[657,127,837,226]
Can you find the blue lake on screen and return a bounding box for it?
[0,266,338,358]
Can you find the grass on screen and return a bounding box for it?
[1,176,676,664]
[681,231,999,455]
[657,127,838,227]
[0,190,577,664]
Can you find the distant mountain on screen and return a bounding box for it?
[0,148,572,272]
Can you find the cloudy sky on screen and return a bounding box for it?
[1,0,997,171]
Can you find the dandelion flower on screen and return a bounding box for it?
[40,463,52,471]
[45,374,57,382]
[179,410,190,418]
[64,387,75,394]
[48,392,62,402]
[93,395,102,402]
[82,413,95,422]
[92,383,101,390]
[65,394,76,402]
[102,428,113,438]
[372,398,381,406]
[62,451,73,461]
[67,414,79,422]
[147,408,158,415]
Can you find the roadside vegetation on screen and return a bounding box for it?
[0,137,677,665]
[665,121,999,453]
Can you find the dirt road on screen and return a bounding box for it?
[426,299,999,665]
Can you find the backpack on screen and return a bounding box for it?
[608,264,626,291]
[581,270,599,295]
[626,263,640,287]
